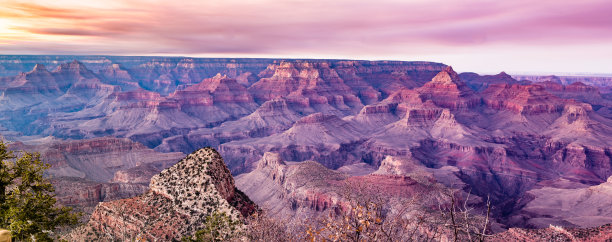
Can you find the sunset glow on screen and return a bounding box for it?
[1,0,611,74]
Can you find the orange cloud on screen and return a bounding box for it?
[7,2,91,19]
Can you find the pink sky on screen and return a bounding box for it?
[0,0,611,74]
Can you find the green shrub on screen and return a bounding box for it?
[0,141,80,241]
[183,212,241,242]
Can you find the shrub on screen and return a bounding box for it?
[0,141,80,241]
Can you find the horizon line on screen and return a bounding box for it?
[1,54,611,77]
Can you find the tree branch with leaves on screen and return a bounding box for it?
[0,141,81,241]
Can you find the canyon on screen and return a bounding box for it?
[0,56,611,240]
[7,137,184,214]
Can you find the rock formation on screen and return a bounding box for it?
[481,84,566,114]
[248,61,364,115]
[508,177,612,228]
[513,74,612,87]
[8,137,184,216]
[67,148,257,241]
[10,137,184,183]
[459,71,519,91]
[489,224,612,241]
[235,153,454,222]
[416,66,479,110]
[1,57,612,236]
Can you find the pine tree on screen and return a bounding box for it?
[0,141,80,241]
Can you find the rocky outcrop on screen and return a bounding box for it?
[111,163,162,184]
[97,63,139,90]
[7,137,185,216]
[0,64,62,109]
[51,177,148,214]
[481,84,567,114]
[235,153,448,220]
[68,148,257,241]
[155,98,303,154]
[373,155,424,176]
[10,137,185,182]
[248,61,363,115]
[152,74,259,126]
[513,74,612,87]
[416,66,480,110]
[534,81,612,110]
[219,113,365,172]
[508,177,612,228]
[459,71,520,91]
[52,60,99,91]
[489,224,612,241]
[235,152,348,218]
[172,74,254,106]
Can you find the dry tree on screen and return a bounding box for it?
[305,179,446,242]
[438,188,492,242]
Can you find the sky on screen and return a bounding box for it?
[0,0,611,74]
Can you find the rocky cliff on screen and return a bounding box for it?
[67,148,257,241]
[459,71,520,91]
[235,153,453,222]
[508,176,612,228]
[7,137,185,216]
[489,224,612,241]
[416,66,480,110]
[2,56,612,233]
[513,74,612,88]
[10,137,184,183]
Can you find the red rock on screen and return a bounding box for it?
[2,57,612,235]
[6,137,184,215]
[333,60,446,96]
[51,177,148,212]
[111,163,161,184]
[176,73,254,105]
[416,66,480,110]
[248,61,363,114]
[68,148,257,241]
[481,84,567,114]
[110,88,161,105]
[10,137,184,183]
[534,81,612,110]
[459,71,518,91]
[514,74,612,87]
[236,153,454,222]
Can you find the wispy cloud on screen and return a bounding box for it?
[0,0,611,73]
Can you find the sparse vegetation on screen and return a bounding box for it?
[304,185,446,242]
[183,212,242,242]
[438,189,492,242]
[244,212,294,241]
[240,183,491,242]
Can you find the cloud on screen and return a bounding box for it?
[0,0,611,73]
[24,28,100,36]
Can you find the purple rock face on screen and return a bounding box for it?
[2,56,612,233]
